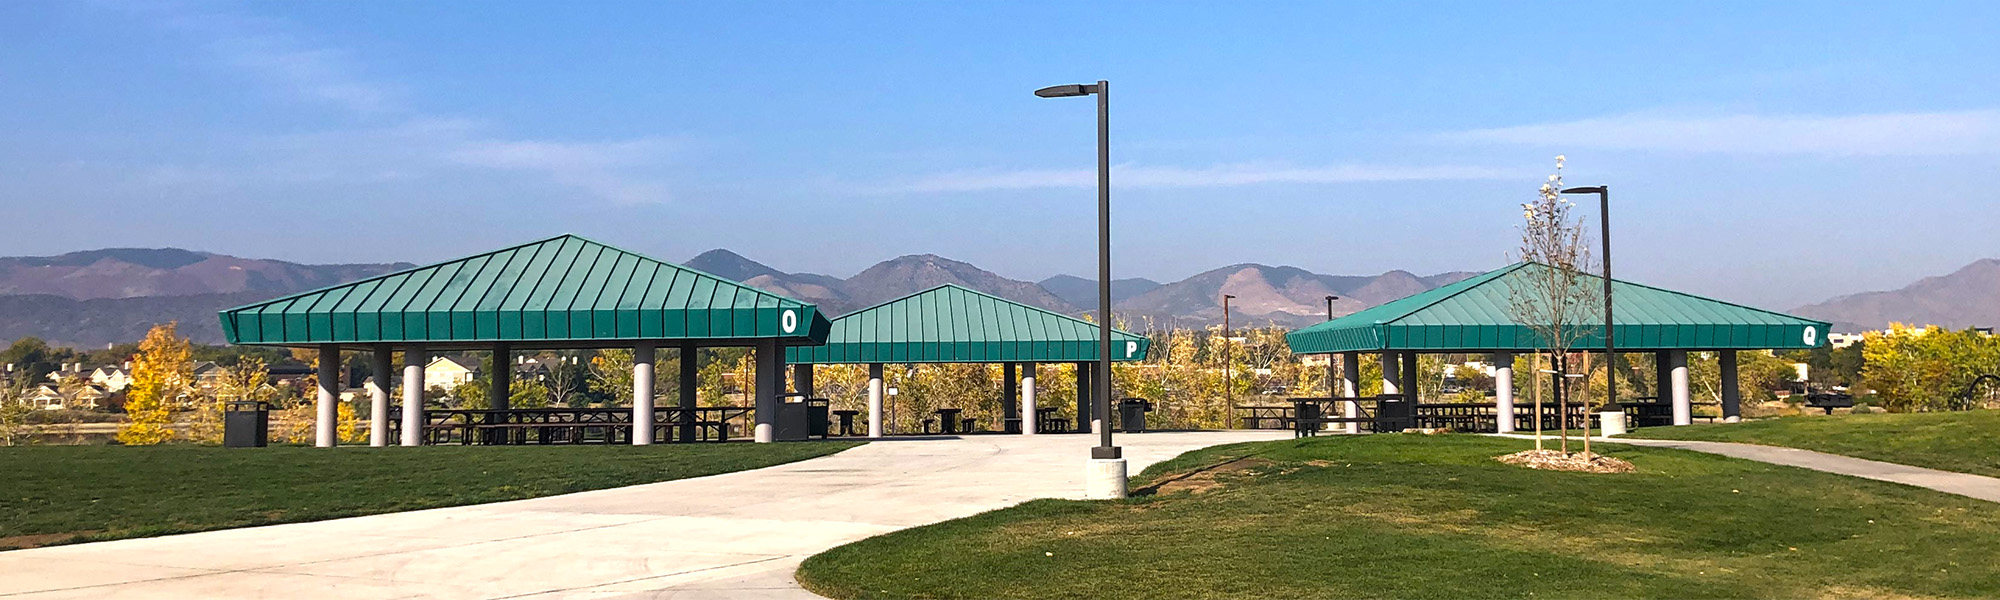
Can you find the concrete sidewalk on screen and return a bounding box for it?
[1494,433,2000,504]
[0,430,1285,600]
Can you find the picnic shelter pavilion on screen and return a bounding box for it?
[1284,262,1831,433]
[784,284,1151,437]
[218,234,831,447]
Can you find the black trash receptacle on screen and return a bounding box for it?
[806,398,831,439]
[224,400,270,447]
[1118,398,1151,432]
[1293,400,1321,437]
[774,393,811,441]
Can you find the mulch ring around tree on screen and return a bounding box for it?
[1495,449,1636,473]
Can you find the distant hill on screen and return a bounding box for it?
[0,248,411,300]
[0,293,274,347]
[1793,258,2000,332]
[1116,264,1480,328]
[841,255,1075,313]
[1038,275,1163,309]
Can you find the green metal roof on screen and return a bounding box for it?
[1286,262,1832,354]
[785,284,1151,364]
[219,234,831,349]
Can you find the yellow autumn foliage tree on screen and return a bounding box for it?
[117,322,193,445]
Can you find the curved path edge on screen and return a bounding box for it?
[1491,433,2000,504]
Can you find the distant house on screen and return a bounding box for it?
[425,356,481,390]
[89,363,133,393]
[191,361,226,391]
[23,382,111,410]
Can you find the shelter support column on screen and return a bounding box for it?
[793,364,815,398]
[679,345,697,442]
[1340,351,1361,434]
[1381,352,1401,396]
[1002,362,1019,433]
[867,364,885,438]
[1669,350,1692,426]
[1402,351,1420,405]
[368,344,391,447]
[1493,351,1516,433]
[633,342,655,445]
[490,342,511,411]
[1075,362,1092,433]
[401,345,427,447]
[753,340,781,443]
[1021,363,1038,435]
[1720,351,1742,423]
[315,344,339,448]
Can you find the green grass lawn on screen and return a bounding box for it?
[798,435,2000,599]
[0,441,859,549]
[1624,410,2000,478]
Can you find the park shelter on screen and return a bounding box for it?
[219,234,831,447]
[785,284,1151,437]
[1284,262,1830,431]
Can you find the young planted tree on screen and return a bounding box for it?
[1504,156,1602,454]
[117,322,194,445]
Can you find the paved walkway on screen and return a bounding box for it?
[1495,433,2000,503]
[0,431,1286,600]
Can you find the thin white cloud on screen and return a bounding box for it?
[113,3,676,204]
[1442,109,2000,156]
[888,162,1520,193]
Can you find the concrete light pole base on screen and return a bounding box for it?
[1085,458,1128,499]
[1597,411,1628,437]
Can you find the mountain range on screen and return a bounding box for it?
[0,247,1474,347]
[5,244,1988,348]
[1791,258,2000,332]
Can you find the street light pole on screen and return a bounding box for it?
[1222,293,1235,416]
[1561,186,1612,424]
[1036,80,1124,498]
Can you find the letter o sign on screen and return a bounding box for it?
[1802,326,1817,347]
[781,309,799,334]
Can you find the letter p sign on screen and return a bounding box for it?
[1124,341,1139,359]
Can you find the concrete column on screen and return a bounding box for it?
[1075,362,1091,433]
[1654,352,1672,402]
[368,344,392,447]
[1341,351,1361,434]
[1002,362,1018,433]
[793,364,815,397]
[867,363,885,438]
[679,345,697,442]
[1720,351,1742,423]
[401,345,427,447]
[753,340,781,443]
[1381,352,1402,396]
[1669,350,1692,426]
[490,343,511,411]
[1493,351,1516,433]
[1403,351,1420,405]
[316,344,339,448]
[633,342,655,445]
[1021,363,1038,435]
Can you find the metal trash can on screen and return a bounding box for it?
[1292,399,1321,438]
[806,398,831,439]
[224,400,270,447]
[1118,398,1151,432]
[774,393,811,441]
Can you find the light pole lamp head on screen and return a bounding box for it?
[1560,186,1606,195]
[1034,84,1100,98]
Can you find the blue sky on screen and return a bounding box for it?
[3,1,1997,310]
